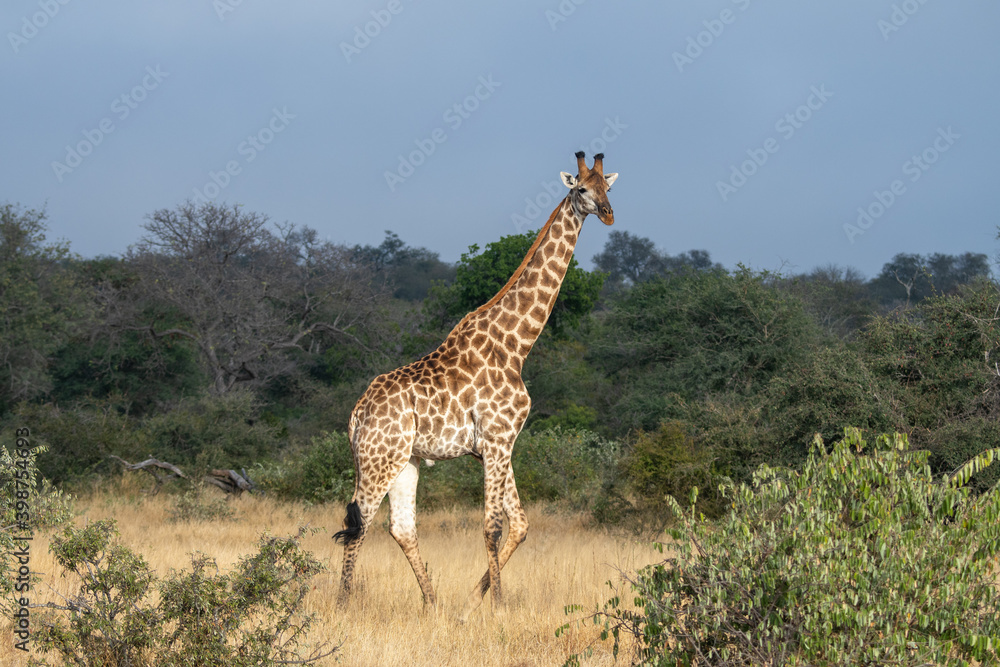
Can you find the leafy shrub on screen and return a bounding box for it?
[254,431,354,504]
[513,428,620,509]
[1,439,73,612]
[167,486,237,523]
[622,421,723,521]
[418,455,484,509]
[571,428,1000,666]
[922,417,1000,495]
[139,389,284,471]
[32,520,335,666]
[2,401,145,485]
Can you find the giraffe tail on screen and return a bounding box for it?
[333,501,363,545]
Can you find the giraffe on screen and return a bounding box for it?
[334,152,618,619]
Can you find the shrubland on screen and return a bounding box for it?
[2,200,1000,663]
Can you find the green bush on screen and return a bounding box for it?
[513,428,620,509]
[570,428,1000,666]
[139,389,284,471]
[622,421,723,521]
[419,428,620,510]
[1,437,74,613]
[167,486,237,523]
[922,417,1000,495]
[2,401,145,485]
[32,520,335,667]
[597,268,819,434]
[254,431,354,504]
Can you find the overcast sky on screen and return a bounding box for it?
[2,1,997,278]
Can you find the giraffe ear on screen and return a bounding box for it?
[560,172,577,188]
[604,172,619,187]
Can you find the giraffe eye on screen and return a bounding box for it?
[577,188,586,194]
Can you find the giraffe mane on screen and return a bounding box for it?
[453,198,568,330]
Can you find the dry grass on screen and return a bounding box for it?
[2,481,663,666]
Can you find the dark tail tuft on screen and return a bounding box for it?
[333,501,363,545]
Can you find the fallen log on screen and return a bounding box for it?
[109,456,187,494]
[204,468,255,496]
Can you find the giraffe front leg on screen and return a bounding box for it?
[461,460,527,622]
[483,449,508,607]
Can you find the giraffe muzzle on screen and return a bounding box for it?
[597,205,614,225]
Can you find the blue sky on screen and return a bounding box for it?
[2,1,997,278]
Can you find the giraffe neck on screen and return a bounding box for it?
[461,197,585,367]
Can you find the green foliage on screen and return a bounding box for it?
[1,440,74,612]
[1,401,143,486]
[417,456,485,509]
[32,520,334,667]
[597,267,819,433]
[425,230,605,336]
[416,428,621,510]
[0,203,91,412]
[167,487,237,523]
[757,344,898,468]
[34,520,161,666]
[869,251,991,307]
[862,281,1000,480]
[512,428,620,509]
[573,429,1000,666]
[254,431,355,504]
[523,337,607,433]
[139,389,285,471]
[621,422,724,521]
[775,264,875,340]
[51,328,204,416]
[592,230,720,293]
[352,230,455,301]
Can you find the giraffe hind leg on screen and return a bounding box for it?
[388,456,436,606]
[335,453,410,606]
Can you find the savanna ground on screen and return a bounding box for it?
[1,479,662,666]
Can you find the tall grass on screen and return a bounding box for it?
[1,479,660,666]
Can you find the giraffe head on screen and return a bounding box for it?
[560,151,618,225]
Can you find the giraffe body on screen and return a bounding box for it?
[335,153,618,618]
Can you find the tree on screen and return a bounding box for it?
[592,231,721,294]
[0,203,90,412]
[861,279,1000,491]
[595,267,819,433]
[425,230,604,336]
[777,264,875,339]
[109,202,389,394]
[352,230,455,301]
[592,230,664,288]
[869,251,991,307]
